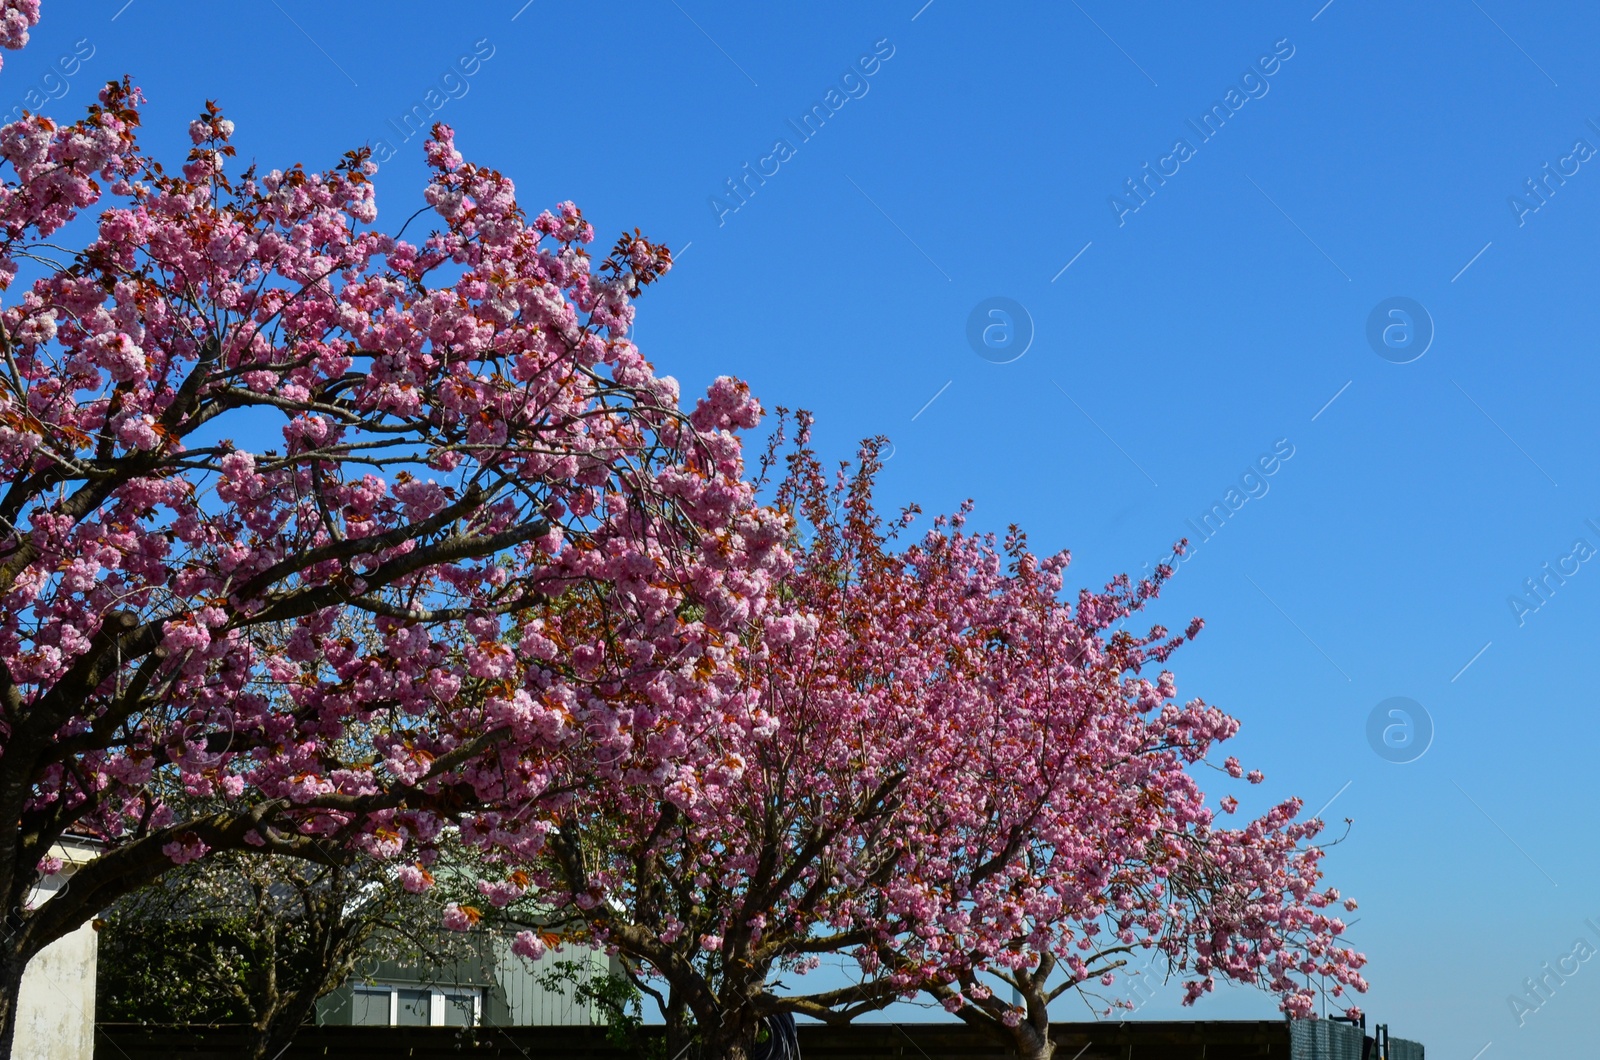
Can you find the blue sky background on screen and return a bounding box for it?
[20,1,1600,1054]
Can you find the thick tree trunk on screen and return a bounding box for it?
[1009,970,1055,1060]
[698,1021,756,1060]
[685,999,763,1060]
[664,993,695,1059]
[0,952,28,1060]
[1010,1025,1055,1060]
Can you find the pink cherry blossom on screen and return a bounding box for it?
[513,420,1364,1060]
[510,930,548,961]
[0,0,38,70]
[0,36,784,1052]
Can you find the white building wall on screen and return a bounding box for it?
[13,921,96,1060]
[14,840,99,1060]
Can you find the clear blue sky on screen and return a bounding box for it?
[24,2,1600,1054]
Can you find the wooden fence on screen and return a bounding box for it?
[96,1020,1292,1059]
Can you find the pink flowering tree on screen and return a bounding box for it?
[479,426,982,1058]
[0,13,786,1050]
[489,425,1364,1060]
[818,453,1365,1060]
[899,583,1369,1060]
[919,813,1367,1060]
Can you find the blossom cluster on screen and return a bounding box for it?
[0,0,38,72]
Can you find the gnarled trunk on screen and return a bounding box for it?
[664,991,694,1058]
[697,1015,759,1060]
[680,990,767,1060]
[0,949,29,1060]
[1008,1021,1055,1060]
[1004,958,1058,1060]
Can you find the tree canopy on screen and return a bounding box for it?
[0,5,1363,1058]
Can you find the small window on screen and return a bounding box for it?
[351,985,392,1027]
[395,987,431,1027]
[440,990,479,1028]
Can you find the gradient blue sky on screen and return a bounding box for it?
[22,2,1600,1054]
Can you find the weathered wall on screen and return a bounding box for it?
[17,839,102,1060]
[14,920,97,1060]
